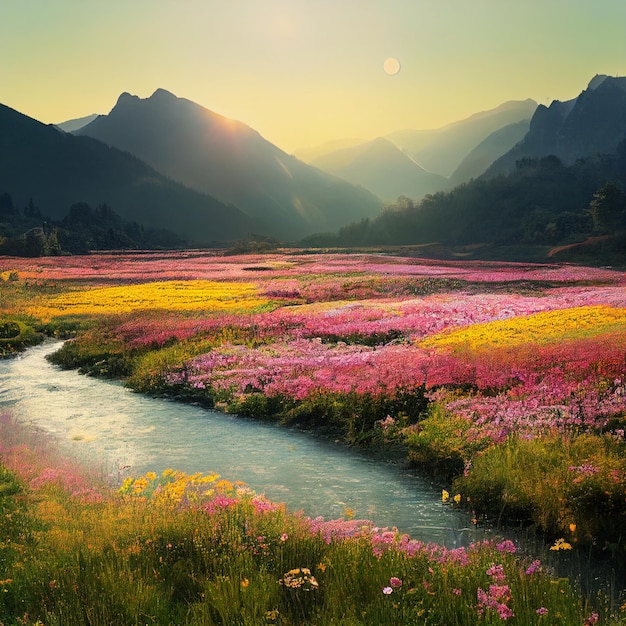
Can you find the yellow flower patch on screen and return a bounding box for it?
[421,305,626,352]
[26,280,271,320]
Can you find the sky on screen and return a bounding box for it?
[2,0,625,153]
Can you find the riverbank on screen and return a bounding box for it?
[1,251,625,556]
[0,413,619,625]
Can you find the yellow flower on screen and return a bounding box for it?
[549,538,572,551]
[453,493,461,504]
[441,490,450,503]
[241,578,249,588]
[421,305,626,352]
[569,523,577,533]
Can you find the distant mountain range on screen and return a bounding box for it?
[75,89,382,240]
[386,99,538,178]
[2,73,624,259]
[0,103,254,244]
[302,75,626,265]
[299,99,537,202]
[309,138,449,201]
[55,113,99,133]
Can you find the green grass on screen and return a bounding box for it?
[1,416,622,625]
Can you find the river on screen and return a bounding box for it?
[0,341,482,546]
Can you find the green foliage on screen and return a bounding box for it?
[454,433,626,548]
[0,318,43,354]
[406,402,488,481]
[228,386,428,448]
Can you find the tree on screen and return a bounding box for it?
[0,192,17,216]
[589,182,626,233]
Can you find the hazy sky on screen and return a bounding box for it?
[2,1,625,152]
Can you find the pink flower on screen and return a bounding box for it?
[389,577,402,588]
[525,560,541,575]
[382,586,393,595]
[496,540,516,554]
[536,607,548,615]
[486,563,506,582]
[280,533,288,542]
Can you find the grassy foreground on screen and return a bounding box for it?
[0,414,621,626]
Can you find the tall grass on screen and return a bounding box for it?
[0,415,623,625]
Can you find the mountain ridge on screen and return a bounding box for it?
[486,75,626,176]
[0,102,255,245]
[76,89,383,240]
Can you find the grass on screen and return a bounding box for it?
[0,415,621,625]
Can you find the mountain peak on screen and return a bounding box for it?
[587,74,609,90]
[150,88,177,100]
[115,92,140,107]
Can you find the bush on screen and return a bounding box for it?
[406,402,488,482]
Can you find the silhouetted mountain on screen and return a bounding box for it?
[56,113,99,133]
[0,103,254,245]
[77,89,382,240]
[487,75,626,176]
[310,137,449,201]
[449,120,531,184]
[386,99,537,177]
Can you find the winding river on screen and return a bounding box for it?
[0,341,483,545]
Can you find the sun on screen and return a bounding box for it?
[383,57,401,76]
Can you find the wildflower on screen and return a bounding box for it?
[486,564,506,582]
[241,578,249,588]
[317,562,327,572]
[382,586,393,595]
[452,588,461,596]
[536,607,548,615]
[584,613,599,625]
[496,540,516,554]
[549,538,572,551]
[441,489,450,502]
[389,577,402,588]
[569,523,577,533]
[453,493,461,504]
[280,533,288,542]
[525,560,541,575]
[280,568,318,591]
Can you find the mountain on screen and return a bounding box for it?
[293,138,366,163]
[486,75,626,176]
[304,141,626,262]
[309,137,449,201]
[386,99,537,177]
[56,113,99,133]
[0,103,254,244]
[76,89,382,240]
[449,120,531,184]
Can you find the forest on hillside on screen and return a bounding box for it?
[303,142,626,264]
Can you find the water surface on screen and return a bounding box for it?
[0,341,481,545]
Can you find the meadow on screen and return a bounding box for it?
[1,249,625,623]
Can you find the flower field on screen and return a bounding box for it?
[1,250,626,622]
[0,414,619,625]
